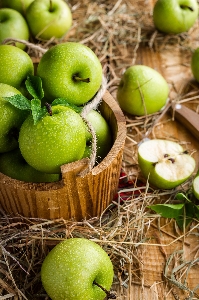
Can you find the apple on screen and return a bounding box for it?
[0,45,34,95]
[0,8,29,50]
[117,65,169,116]
[191,47,199,82]
[18,104,86,174]
[192,170,199,199]
[26,0,72,41]
[82,109,112,162]
[41,238,114,300]
[36,42,103,105]
[0,83,29,153]
[138,139,195,189]
[0,0,34,16]
[153,0,199,34]
[0,149,60,183]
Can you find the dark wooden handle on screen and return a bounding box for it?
[171,104,199,140]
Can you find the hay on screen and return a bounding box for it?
[1,0,199,299]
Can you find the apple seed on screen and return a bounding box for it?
[168,158,175,164]
[93,281,116,299]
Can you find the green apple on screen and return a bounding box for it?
[153,0,199,34]
[117,65,169,116]
[36,42,103,105]
[0,83,29,153]
[41,238,114,300]
[26,0,72,40]
[18,104,86,174]
[138,139,195,189]
[0,45,34,95]
[0,148,60,183]
[192,170,199,199]
[0,0,34,16]
[82,110,112,162]
[191,47,199,82]
[0,8,29,50]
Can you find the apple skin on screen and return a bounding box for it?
[192,170,199,200]
[0,45,34,95]
[0,0,34,16]
[191,47,199,82]
[41,238,114,300]
[36,42,103,105]
[138,139,196,189]
[18,105,86,174]
[117,65,169,116]
[82,110,112,162]
[26,0,72,40]
[153,0,199,34]
[0,83,29,153]
[0,149,60,183]
[0,8,29,50]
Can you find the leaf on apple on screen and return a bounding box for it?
[4,94,31,110]
[25,74,44,100]
[51,98,83,113]
[31,98,46,125]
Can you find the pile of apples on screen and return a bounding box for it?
[0,0,72,47]
[0,42,112,183]
[116,0,199,193]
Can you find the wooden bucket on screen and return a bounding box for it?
[0,91,126,221]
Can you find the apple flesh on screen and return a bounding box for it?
[26,0,72,40]
[153,0,199,34]
[41,238,114,300]
[0,8,29,50]
[138,139,195,189]
[18,105,86,174]
[0,149,60,183]
[36,42,103,105]
[0,83,29,153]
[117,65,169,116]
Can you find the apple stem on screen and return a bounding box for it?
[73,75,90,83]
[49,0,53,12]
[45,102,52,116]
[93,281,116,299]
[180,5,194,11]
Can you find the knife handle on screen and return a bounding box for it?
[172,104,199,140]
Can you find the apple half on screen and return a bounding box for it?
[138,139,195,189]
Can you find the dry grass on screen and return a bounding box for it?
[1,0,199,299]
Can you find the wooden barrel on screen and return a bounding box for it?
[0,91,126,220]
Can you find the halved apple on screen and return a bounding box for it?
[138,139,195,189]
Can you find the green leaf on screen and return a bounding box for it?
[194,205,199,219]
[51,98,83,113]
[25,75,44,100]
[175,203,196,229]
[148,203,184,219]
[4,94,31,110]
[31,99,47,125]
[175,192,191,203]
